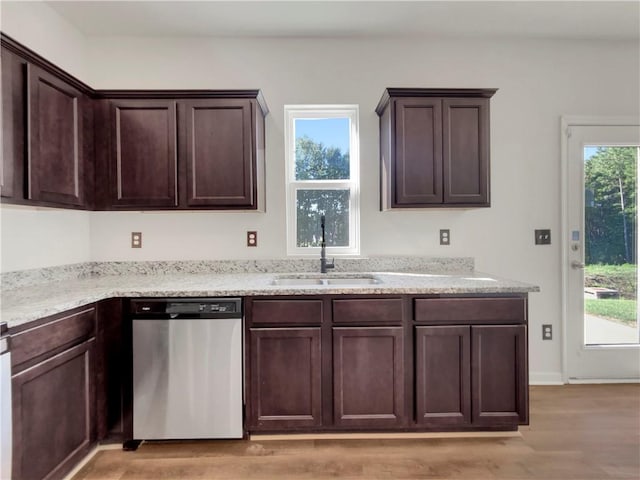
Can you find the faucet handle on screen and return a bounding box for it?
[327,258,335,269]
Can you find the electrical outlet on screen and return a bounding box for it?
[535,229,551,245]
[542,324,552,340]
[440,229,450,246]
[247,231,258,247]
[131,232,142,248]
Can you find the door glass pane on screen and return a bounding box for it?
[584,146,639,345]
[296,189,350,247]
[294,118,350,180]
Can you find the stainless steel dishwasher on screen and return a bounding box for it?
[131,298,243,440]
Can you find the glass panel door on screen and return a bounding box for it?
[565,122,640,381]
[584,146,639,345]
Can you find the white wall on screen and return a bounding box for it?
[0,205,91,272]
[2,2,639,381]
[0,1,87,80]
[0,1,91,273]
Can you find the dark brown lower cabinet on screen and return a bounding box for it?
[332,327,405,428]
[249,328,322,430]
[415,324,528,429]
[245,295,528,434]
[12,339,95,480]
[472,325,528,426]
[415,325,471,426]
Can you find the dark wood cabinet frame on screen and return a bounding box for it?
[245,293,528,434]
[1,33,268,212]
[377,88,497,209]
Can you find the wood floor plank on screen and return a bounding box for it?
[70,384,640,480]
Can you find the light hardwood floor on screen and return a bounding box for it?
[72,385,640,479]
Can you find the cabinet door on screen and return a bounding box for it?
[12,340,95,480]
[109,99,177,207]
[1,48,25,199]
[181,99,255,207]
[471,325,528,426]
[415,326,471,426]
[393,98,442,205]
[333,327,405,427]
[27,64,84,206]
[249,328,322,430]
[442,98,490,205]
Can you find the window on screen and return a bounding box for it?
[285,105,360,256]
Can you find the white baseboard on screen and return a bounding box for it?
[567,378,640,384]
[529,371,564,385]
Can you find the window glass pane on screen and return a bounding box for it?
[584,146,638,345]
[296,189,350,247]
[295,118,350,180]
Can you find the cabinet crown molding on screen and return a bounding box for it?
[376,88,498,115]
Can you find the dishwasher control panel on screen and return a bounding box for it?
[130,298,242,318]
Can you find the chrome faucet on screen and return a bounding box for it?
[320,214,335,274]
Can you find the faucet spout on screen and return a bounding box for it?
[320,214,335,274]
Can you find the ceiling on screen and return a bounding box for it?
[45,1,639,40]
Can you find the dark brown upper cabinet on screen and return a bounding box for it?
[377,88,496,209]
[180,98,262,208]
[1,33,268,212]
[27,64,85,206]
[95,92,267,210]
[1,47,24,200]
[107,99,178,208]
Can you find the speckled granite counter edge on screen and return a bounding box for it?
[1,257,475,291]
[1,269,539,329]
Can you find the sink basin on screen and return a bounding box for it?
[325,278,380,285]
[271,278,324,286]
[272,276,381,287]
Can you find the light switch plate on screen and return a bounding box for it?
[535,229,551,245]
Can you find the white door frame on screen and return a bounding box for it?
[560,115,640,383]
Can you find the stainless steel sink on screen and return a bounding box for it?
[272,276,381,286]
[271,278,324,286]
[324,278,380,285]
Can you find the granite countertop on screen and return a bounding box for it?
[1,268,539,328]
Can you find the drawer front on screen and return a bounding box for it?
[11,307,96,369]
[414,297,525,324]
[332,298,403,324]
[249,299,323,325]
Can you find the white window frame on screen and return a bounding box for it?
[285,105,360,256]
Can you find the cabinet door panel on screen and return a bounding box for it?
[12,340,95,480]
[1,48,24,199]
[27,64,84,206]
[472,325,528,425]
[110,100,177,207]
[393,98,442,205]
[333,327,405,427]
[415,326,470,426]
[249,328,322,429]
[443,98,489,204]
[183,99,254,207]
